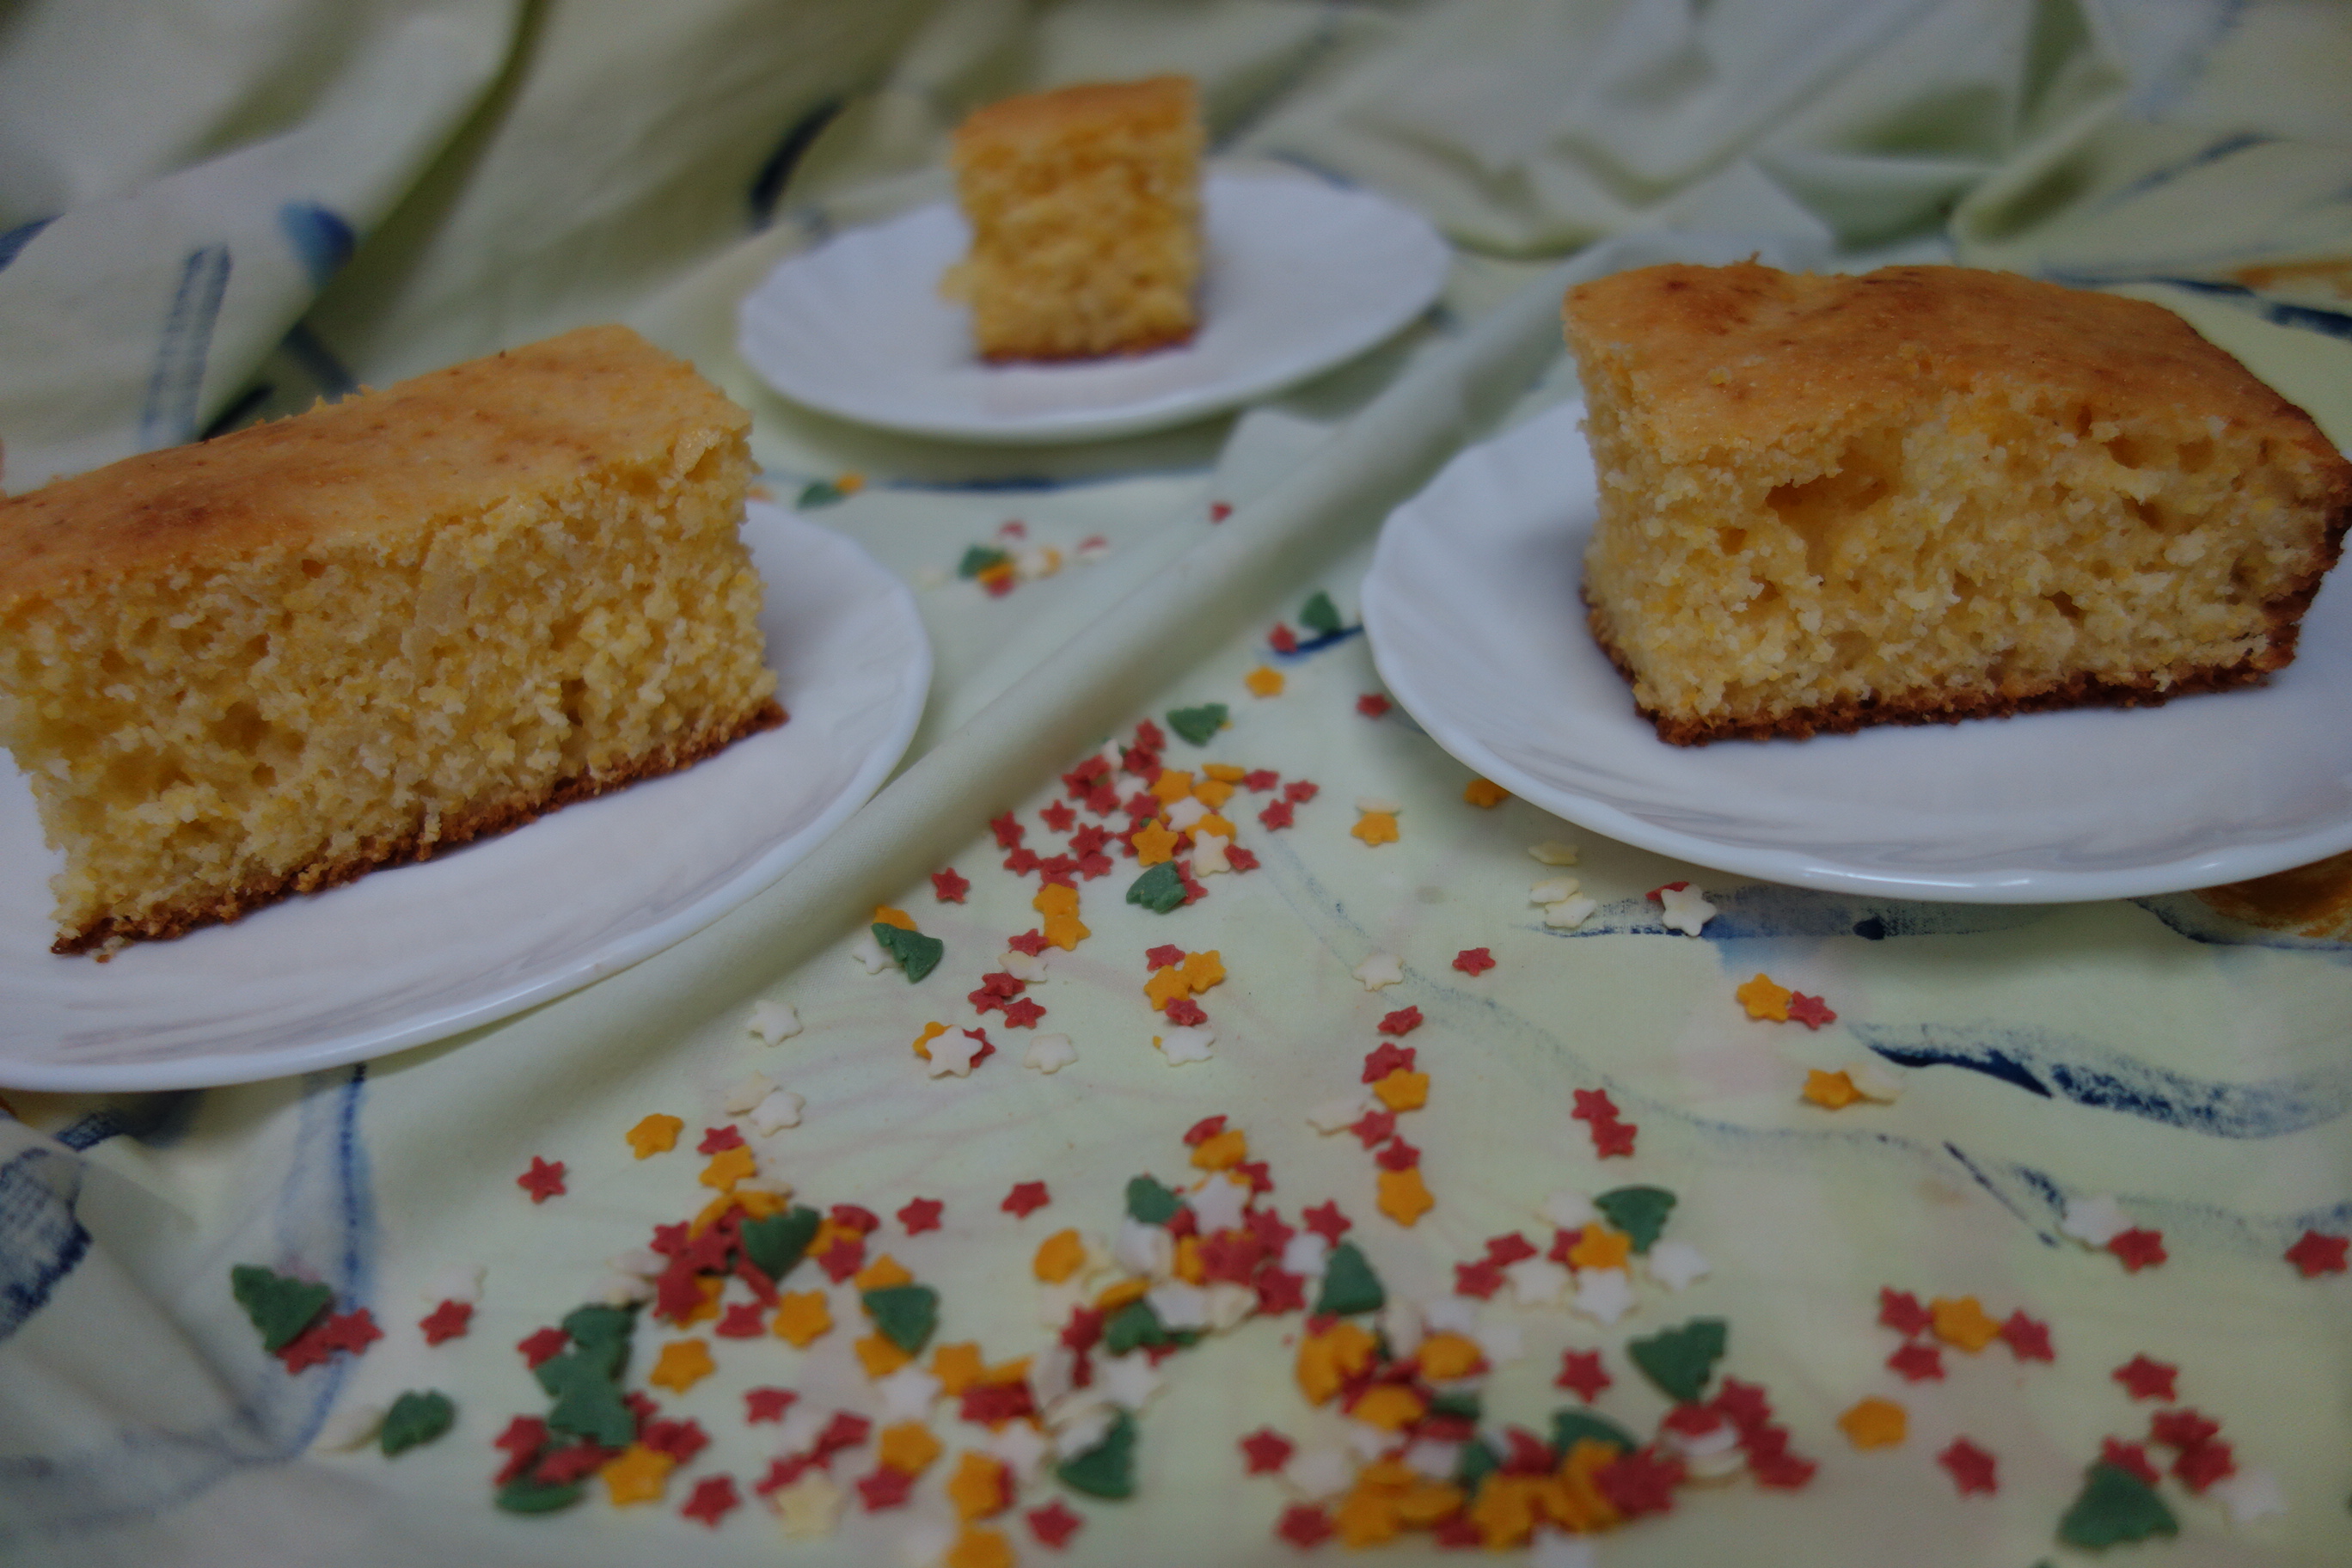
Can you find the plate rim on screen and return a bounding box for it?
[1,507,931,1092]
[1363,401,2352,904]
[734,168,1453,444]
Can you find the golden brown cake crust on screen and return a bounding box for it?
[0,324,747,596]
[953,75,1197,149]
[1562,262,2347,475]
[57,699,786,956]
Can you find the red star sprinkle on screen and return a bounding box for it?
[518,1156,567,1203]
[989,812,1024,849]
[1210,501,1234,522]
[1887,1341,1945,1382]
[418,1299,472,1345]
[714,1300,767,1338]
[1377,1007,1424,1036]
[1242,769,1278,791]
[1044,804,1081,835]
[1007,929,1048,956]
[1374,1138,1421,1172]
[1454,1259,1505,1299]
[644,1418,710,1463]
[1785,993,1837,1029]
[1284,780,1320,804]
[1234,1160,1273,1195]
[815,1411,873,1455]
[1362,1042,1416,1083]
[2150,1408,2220,1450]
[1594,1449,1686,1516]
[1998,1310,2054,1363]
[2100,1438,2159,1485]
[1749,1448,1819,1489]
[1589,1118,1637,1159]
[517,1326,569,1368]
[817,1237,866,1283]
[828,1204,879,1235]
[698,1124,744,1154]
[1571,1088,1619,1124]
[2174,1440,2235,1491]
[1258,799,1294,830]
[1255,1269,1307,1314]
[1240,1428,1295,1474]
[1452,947,1496,976]
[1133,720,1166,750]
[1183,1115,1228,1146]
[2107,1228,2168,1271]
[962,1381,1038,1429]
[1268,624,1297,653]
[1877,1288,1933,1337]
[1713,1380,1774,1436]
[2286,1228,2349,1277]
[1087,783,1122,816]
[1226,845,1261,872]
[1555,1349,1611,1401]
[930,867,970,903]
[1357,693,1392,718]
[754,1455,813,1494]
[279,1308,382,1372]
[1001,997,1047,1028]
[1276,1505,1334,1547]
[1937,1438,1998,1496]
[535,1442,616,1485]
[1060,1308,1105,1353]
[1349,1109,1397,1148]
[1161,998,1205,1026]
[855,1467,912,1511]
[2112,1355,2177,1401]
[1302,1202,1352,1243]
[1485,1233,1536,1265]
[897,1197,944,1234]
[744,1387,796,1423]
[1003,1180,1051,1218]
[1003,847,1040,874]
[1646,882,1689,901]
[1028,1499,1084,1548]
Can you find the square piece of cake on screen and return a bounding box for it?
[0,324,781,954]
[946,74,1204,362]
[1565,262,2349,744]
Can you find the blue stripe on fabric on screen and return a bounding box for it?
[275,201,353,290]
[0,217,53,273]
[138,245,232,450]
[1855,1022,2352,1139]
[0,1148,89,1338]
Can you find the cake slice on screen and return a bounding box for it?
[945,74,1204,362]
[1564,263,2350,744]
[0,324,781,954]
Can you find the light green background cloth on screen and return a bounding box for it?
[3,3,2349,1565]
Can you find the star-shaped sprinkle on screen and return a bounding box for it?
[697,1122,744,1156]
[1593,1447,1686,1516]
[774,1471,844,1536]
[601,1444,674,1504]
[817,1238,866,1283]
[2285,1228,2349,1277]
[2149,1408,2219,1450]
[1377,1008,1422,1037]
[1937,1438,1998,1496]
[1837,1397,1907,1449]
[931,867,970,903]
[1646,1240,1711,1290]
[1002,1181,1051,1218]
[1157,1026,1216,1063]
[1357,693,1390,718]
[1571,1087,1619,1124]
[648,1338,715,1393]
[855,1466,913,1511]
[1589,1118,1637,1159]
[1239,1428,1295,1474]
[1454,1259,1505,1299]
[1929,1295,2001,1353]
[2173,1440,2235,1492]
[518,1157,567,1203]
[2108,1228,2167,1271]
[1736,974,1791,1021]
[1452,946,1496,976]
[679,1473,738,1527]
[2059,1194,2130,1247]
[626,1114,683,1158]
[1571,1267,1635,1326]
[1998,1310,2054,1362]
[715,1301,767,1338]
[749,1087,804,1135]
[1877,1287,1932,1337]
[746,999,802,1044]
[1277,1505,1334,1547]
[898,1197,943,1234]
[1555,1349,1610,1401]
[1656,884,1716,935]
[517,1326,569,1368]
[418,1299,472,1345]
[1352,952,1404,989]
[1027,1499,1084,1547]
[1024,1034,1077,1073]
[925,1030,987,1078]
[1302,1202,1352,1243]
[1786,992,1837,1029]
[279,1307,382,1372]
[2100,1438,2159,1485]
[1802,1069,1861,1109]
[1887,1341,1945,1382]
[1001,997,1047,1028]
[643,1418,708,1463]
[745,1387,796,1423]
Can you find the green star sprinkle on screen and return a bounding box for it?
[2058,1462,2179,1548]
[957,543,1008,577]
[1455,1437,1500,1490]
[1593,1186,1677,1254]
[862,1284,940,1356]
[798,480,849,509]
[1312,1242,1385,1317]
[230,1264,334,1353]
[1552,1408,1638,1457]
[536,1352,636,1447]
[1124,1174,1183,1224]
[1056,1410,1137,1499]
[495,1477,584,1513]
[1103,1298,1171,1356]
[1125,862,1185,914]
[873,922,944,982]
[380,1389,456,1456]
[1165,704,1228,745]
[1626,1317,1728,1405]
[1299,591,1343,635]
[740,1206,823,1283]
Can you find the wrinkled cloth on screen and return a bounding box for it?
[3,3,2350,1565]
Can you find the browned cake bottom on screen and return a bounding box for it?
[61,700,786,957]
[978,325,1197,364]
[2196,848,2352,940]
[1583,591,2313,747]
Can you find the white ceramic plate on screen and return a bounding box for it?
[0,506,930,1091]
[1363,402,2352,903]
[736,169,1452,444]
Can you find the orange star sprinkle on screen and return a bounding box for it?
[1245,666,1285,697]
[931,1341,985,1395]
[1032,1229,1087,1283]
[855,1332,911,1378]
[946,1525,1015,1568]
[1191,1129,1248,1170]
[648,1338,715,1393]
[1802,1069,1861,1108]
[1375,1166,1434,1227]
[1373,1069,1430,1112]
[1929,1296,2002,1353]
[1736,973,1792,1021]
[1132,821,1180,866]
[1351,812,1400,846]
[873,905,917,931]
[771,1291,831,1346]
[1351,1385,1426,1431]
[946,1452,1013,1522]
[854,1253,913,1291]
[1418,1332,1484,1379]
[626,1114,683,1158]
[1568,1223,1633,1272]
[1839,1397,1908,1449]
[700,1144,756,1190]
[1463,777,1506,808]
[911,1020,949,1059]
[877,1421,943,1475]
[601,1442,675,1504]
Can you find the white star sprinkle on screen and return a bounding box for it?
[1306,1092,1376,1132]
[1352,952,1406,989]
[1571,1267,1636,1325]
[1505,1258,1573,1307]
[1157,1026,1216,1064]
[1543,895,1598,929]
[923,1030,985,1077]
[723,1073,775,1114]
[1645,1239,1712,1291]
[875,1364,941,1421]
[1528,842,1580,866]
[1541,1189,1598,1230]
[749,1087,805,1134]
[849,933,890,974]
[746,999,802,1044]
[1658,885,1717,935]
[1023,1033,1077,1073]
[2060,1194,2131,1248]
[1099,1353,1166,1409]
[773,1471,844,1537]
[1191,831,1232,873]
[1529,877,1580,904]
[1283,1448,1353,1499]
